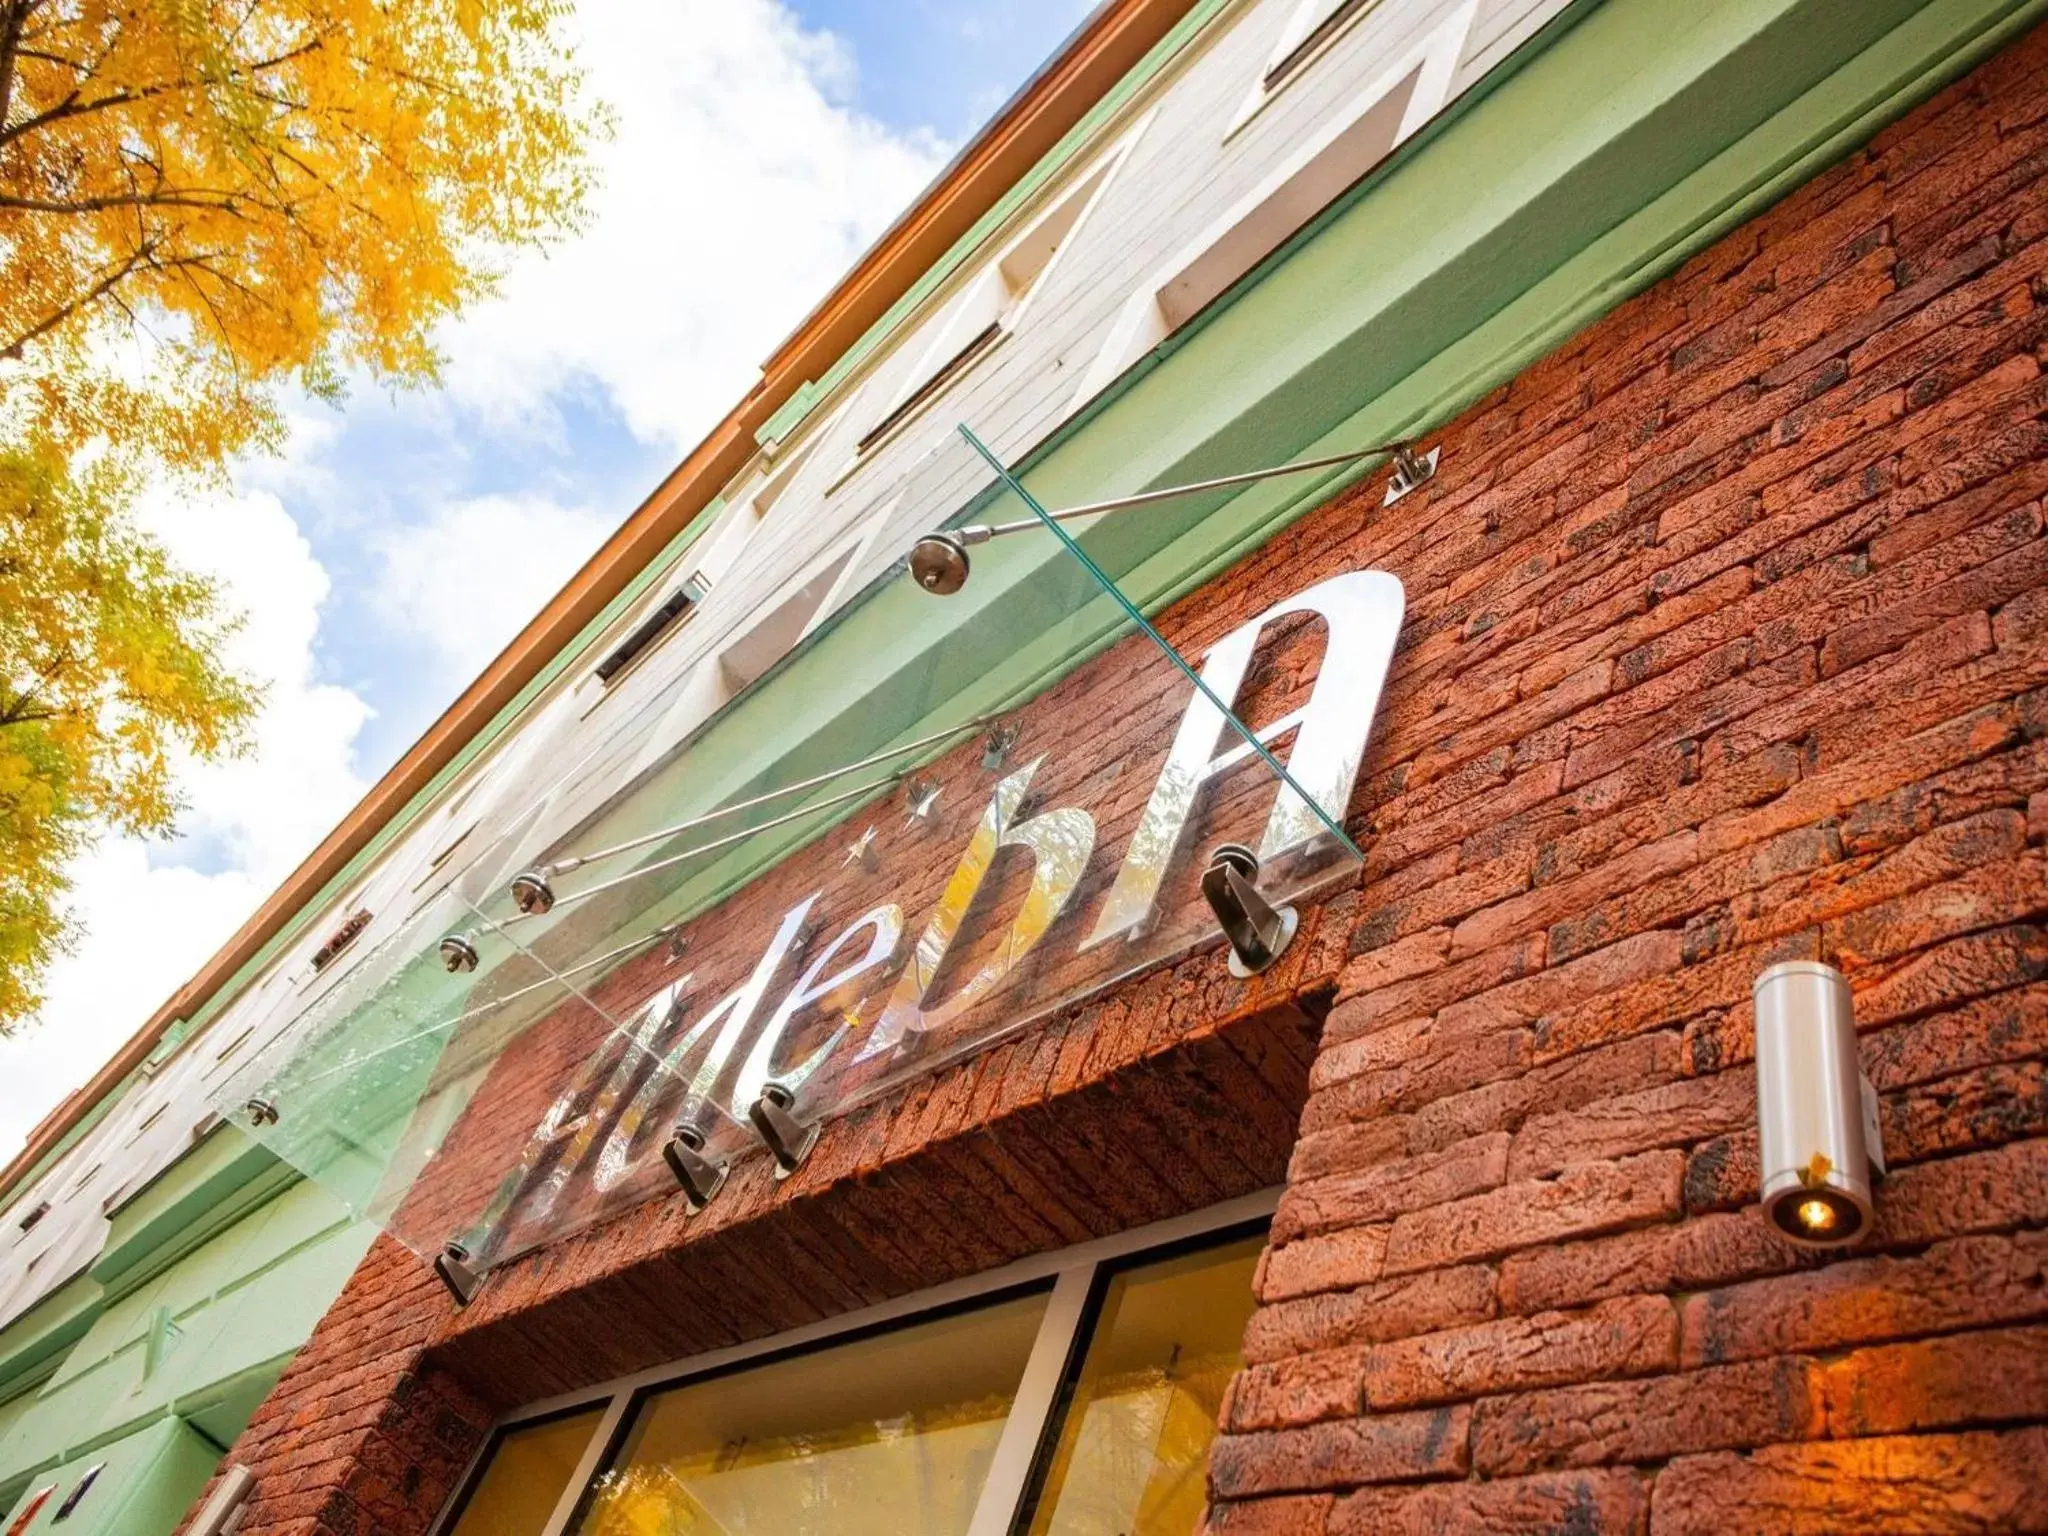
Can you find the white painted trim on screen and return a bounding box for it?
[965,1264,1095,1536]
[537,1393,633,1536]
[1224,0,1392,141]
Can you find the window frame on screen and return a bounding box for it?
[430,1187,1277,1536]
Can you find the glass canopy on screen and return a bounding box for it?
[211,423,1389,1276]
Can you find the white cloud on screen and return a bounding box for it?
[439,0,950,450]
[372,492,616,682]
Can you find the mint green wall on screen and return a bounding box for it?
[0,1417,221,1536]
[0,1169,372,1518]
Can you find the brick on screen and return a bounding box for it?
[1382,1151,1684,1275]
[1209,1406,1472,1497]
[1244,1265,1499,1363]
[1225,1348,1367,1432]
[1507,1068,1754,1180]
[1824,850,2048,967]
[1869,1136,2048,1245]
[1471,1356,1824,1476]
[1681,1230,2048,1367]
[1203,1495,1332,1535]
[1303,1028,1532,1133]
[1260,1225,1391,1303]
[1275,1135,1509,1240]
[1326,935,1546,1045]
[1361,1295,1677,1410]
[1498,1208,1813,1315]
[1328,1468,1650,1536]
[1408,1031,1683,1153]
[1651,1428,2048,1536]
[1823,1324,2048,1438]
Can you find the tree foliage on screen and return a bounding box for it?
[0,0,595,1029]
[1,0,595,460]
[0,442,259,1028]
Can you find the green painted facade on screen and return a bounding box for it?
[3,0,2041,1527]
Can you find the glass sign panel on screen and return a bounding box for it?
[215,425,1398,1277]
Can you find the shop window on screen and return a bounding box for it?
[1020,1234,1264,1532]
[1077,1,1475,406]
[576,1291,1050,1534]
[441,1211,1268,1536]
[447,1406,607,1536]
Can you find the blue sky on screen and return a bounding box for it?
[1,0,1098,1157]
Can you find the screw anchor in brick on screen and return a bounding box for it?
[1384,444,1440,505]
[1203,843,1298,978]
[905,777,942,827]
[433,1241,483,1307]
[663,1101,729,1212]
[749,1081,819,1179]
[983,720,1021,770]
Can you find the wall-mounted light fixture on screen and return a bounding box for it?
[748,1082,819,1179]
[434,1241,483,1307]
[662,1100,728,1212]
[909,441,1439,597]
[1754,960,1884,1248]
[1202,843,1297,977]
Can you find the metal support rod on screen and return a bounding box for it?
[533,770,907,912]
[966,440,1419,542]
[542,714,992,878]
[270,924,683,1096]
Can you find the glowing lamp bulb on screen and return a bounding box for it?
[1795,1197,1837,1234]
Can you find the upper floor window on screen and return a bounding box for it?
[846,115,1151,464]
[1266,0,1386,93]
[1078,2,1475,406]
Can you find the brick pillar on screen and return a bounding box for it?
[179,1237,490,1536]
[1205,21,2048,1535]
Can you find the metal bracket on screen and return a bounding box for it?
[433,1242,482,1307]
[438,933,480,973]
[749,1082,820,1178]
[905,777,943,826]
[1384,445,1440,505]
[662,1105,729,1211]
[983,721,1022,771]
[510,868,556,915]
[1202,844,1298,977]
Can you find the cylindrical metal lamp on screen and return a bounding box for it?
[1753,960,1881,1247]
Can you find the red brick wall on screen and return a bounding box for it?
[1205,25,2048,1535]
[189,20,2048,1536]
